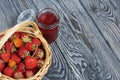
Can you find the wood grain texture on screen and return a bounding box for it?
[0,0,120,80]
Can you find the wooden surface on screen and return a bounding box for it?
[0,0,120,80]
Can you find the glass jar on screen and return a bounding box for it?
[36,8,60,44]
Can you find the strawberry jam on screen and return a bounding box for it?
[36,8,59,44]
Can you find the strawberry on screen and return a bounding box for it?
[11,54,21,64]
[13,32,20,38]
[32,38,41,47]
[25,56,37,69]
[37,58,45,68]
[13,37,23,48]
[0,52,10,62]
[13,71,24,79]
[25,70,34,78]
[5,41,17,53]
[8,59,16,68]
[25,42,37,51]
[4,41,12,53]
[21,32,31,42]
[17,62,25,72]
[34,48,44,58]
[0,59,5,72]
[3,67,14,77]
[18,47,30,59]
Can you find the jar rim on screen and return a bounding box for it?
[36,8,60,29]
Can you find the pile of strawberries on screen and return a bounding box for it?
[0,32,45,79]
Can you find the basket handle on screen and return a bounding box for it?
[0,21,41,49]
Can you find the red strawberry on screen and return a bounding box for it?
[4,41,12,53]
[0,59,5,72]
[11,54,21,64]
[32,38,41,47]
[18,47,30,59]
[3,67,14,77]
[25,70,34,78]
[5,41,17,53]
[37,58,45,68]
[34,48,44,58]
[21,32,31,42]
[13,71,24,79]
[25,56,37,69]
[17,62,25,72]
[25,42,37,51]
[13,32,20,38]
[0,52,10,62]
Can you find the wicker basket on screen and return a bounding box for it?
[0,21,52,80]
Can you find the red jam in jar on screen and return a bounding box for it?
[36,8,59,44]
